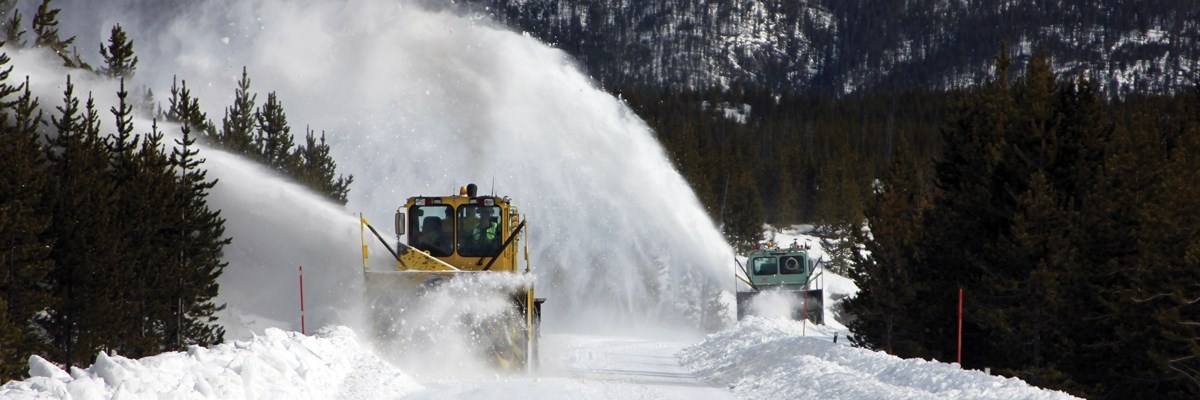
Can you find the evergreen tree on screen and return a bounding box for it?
[130,119,179,356]
[218,66,257,157]
[254,91,297,172]
[0,62,51,382]
[991,171,1075,388]
[165,76,214,140]
[295,127,353,205]
[816,138,869,275]
[916,47,1017,365]
[771,141,803,225]
[720,165,764,252]
[1102,96,1200,399]
[2,1,25,48]
[99,23,137,79]
[104,78,170,357]
[166,121,229,349]
[40,77,121,368]
[30,0,84,68]
[1059,117,1146,398]
[845,131,930,358]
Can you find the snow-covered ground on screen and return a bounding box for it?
[0,315,1079,399]
[1,228,1078,399]
[0,327,421,399]
[683,318,1078,400]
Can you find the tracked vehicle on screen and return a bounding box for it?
[360,183,542,369]
[735,242,823,323]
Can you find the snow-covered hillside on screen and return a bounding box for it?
[466,0,1199,95]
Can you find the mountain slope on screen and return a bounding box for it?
[464,0,1199,96]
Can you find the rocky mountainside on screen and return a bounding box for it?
[461,0,1199,96]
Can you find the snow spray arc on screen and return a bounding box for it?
[40,0,735,334]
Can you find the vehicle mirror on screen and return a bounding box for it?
[395,210,405,236]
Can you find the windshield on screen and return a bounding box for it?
[409,204,453,257]
[458,204,502,257]
[750,256,778,275]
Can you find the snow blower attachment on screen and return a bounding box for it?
[735,242,824,324]
[360,183,543,370]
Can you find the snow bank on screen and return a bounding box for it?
[0,326,421,400]
[680,318,1080,400]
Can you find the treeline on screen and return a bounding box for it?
[161,67,354,204]
[844,46,1200,399]
[619,85,949,252]
[0,0,351,382]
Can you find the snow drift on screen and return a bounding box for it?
[0,327,421,399]
[681,318,1081,400]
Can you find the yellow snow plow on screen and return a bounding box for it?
[360,183,542,370]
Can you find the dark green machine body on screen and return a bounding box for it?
[735,244,824,323]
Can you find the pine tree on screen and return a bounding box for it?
[0,61,52,382]
[295,127,353,205]
[990,171,1076,388]
[1102,95,1200,399]
[30,0,84,68]
[104,78,169,357]
[40,77,121,368]
[99,24,137,79]
[916,46,1017,365]
[845,131,930,358]
[721,164,764,252]
[2,1,25,48]
[771,141,802,225]
[218,66,257,156]
[1057,105,1157,399]
[165,76,214,140]
[255,91,297,172]
[167,121,229,349]
[131,119,179,355]
[816,138,869,275]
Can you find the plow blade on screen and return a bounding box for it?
[735,289,824,324]
[362,270,540,370]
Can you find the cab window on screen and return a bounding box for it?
[751,257,777,275]
[409,204,453,257]
[780,255,807,275]
[458,205,502,257]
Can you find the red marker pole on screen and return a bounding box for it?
[299,265,306,335]
[957,287,963,365]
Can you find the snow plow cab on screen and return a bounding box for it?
[360,183,542,370]
[735,242,823,324]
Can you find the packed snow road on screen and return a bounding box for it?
[400,334,736,400]
[0,318,1081,400]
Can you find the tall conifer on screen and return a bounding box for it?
[218,66,257,157]
[167,121,229,349]
[2,1,25,48]
[845,131,929,358]
[41,77,120,368]
[30,0,84,68]
[165,76,214,140]
[0,61,51,381]
[295,127,353,205]
[99,24,137,79]
[255,91,297,173]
